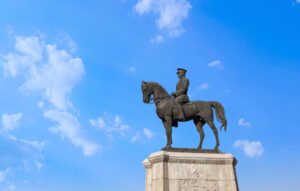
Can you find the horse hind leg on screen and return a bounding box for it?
[207,120,220,151]
[193,118,205,150]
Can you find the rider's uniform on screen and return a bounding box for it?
[174,76,189,104]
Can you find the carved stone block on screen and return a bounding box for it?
[143,151,238,191]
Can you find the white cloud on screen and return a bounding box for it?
[89,118,106,129]
[34,160,43,171]
[20,139,46,150]
[8,135,46,150]
[0,168,11,183]
[45,110,99,156]
[134,0,192,40]
[143,128,154,139]
[60,33,77,53]
[238,118,252,128]
[8,185,16,191]
[0,171,5,183]
[129,66,136,72]
[90,113,130,140]
[208,60,223,70]
[2,35,85,111]
[234,140,264,158]
[22,159,44,172]
[198,83,209,90]
[20,44,84,110]
[37,101,44,109]
[0,168,16,191]
[15,35,43,62]
[2,35,43,78]
[150,35,164,44]
[1,34,98,156]
[131,132,141,143]
[1,113,23,132]
[131,128,154,143]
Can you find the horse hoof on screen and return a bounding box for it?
[162,145,172,150]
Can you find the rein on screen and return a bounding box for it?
[149,95,172,104]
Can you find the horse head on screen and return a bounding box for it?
[141,81,152,104]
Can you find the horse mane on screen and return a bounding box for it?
[148,82,169,97]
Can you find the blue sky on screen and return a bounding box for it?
[0,0,300,190]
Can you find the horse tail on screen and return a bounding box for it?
[209,101,227,131]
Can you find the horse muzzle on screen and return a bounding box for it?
[143,98,150,104]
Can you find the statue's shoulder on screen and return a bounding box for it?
[180,76,188,80]
[181,77,189,83]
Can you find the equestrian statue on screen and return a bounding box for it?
[141,68,227,151]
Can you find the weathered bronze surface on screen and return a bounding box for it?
[141,69,228,151]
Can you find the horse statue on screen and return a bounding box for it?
[141,81,227,151]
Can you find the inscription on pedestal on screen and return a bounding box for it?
[191,169,204,178]
[179,180,218,191]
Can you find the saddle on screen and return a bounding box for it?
[172,101,197,127]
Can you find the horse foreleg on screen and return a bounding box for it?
[163,117,173,149]
[207,121,220,151]
[194,119,205,149]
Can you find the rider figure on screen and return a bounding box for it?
[172,68,190,121]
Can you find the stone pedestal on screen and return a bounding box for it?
[143,150,239,191]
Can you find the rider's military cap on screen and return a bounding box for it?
[177,68,187,73]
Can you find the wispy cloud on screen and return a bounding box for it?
[22,159,43,172]
[8,185,16,191]
[134,0,192,41]
[189,83,209,98]
[293,0,300,7]
[0,168,16,191]
[129,66,136,72]
[45,110,99,156]
[208,60,223,70]
[234,140,264,158]
[131,128,154,143]
[1,113,47,151]
[150,35,164,44]
[143,128,154,139]
[56,32,77,53]
[8,135,46,150]
[90,113,130,141]
[198,83,209,90]
[131,132,141,143]
[1,113,23,132]
[238,118,252,128]
[2,33,99,156]
[0,168,11,183]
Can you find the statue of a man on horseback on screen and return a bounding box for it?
[141,68,227,151]
[172,68,189,121]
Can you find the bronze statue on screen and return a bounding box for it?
[141,69,227,151]
[172,68,189,121]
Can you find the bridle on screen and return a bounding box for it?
[150,95,172,105]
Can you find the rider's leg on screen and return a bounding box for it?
[175,102,185,121]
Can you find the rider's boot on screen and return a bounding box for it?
[177,107,185,121]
